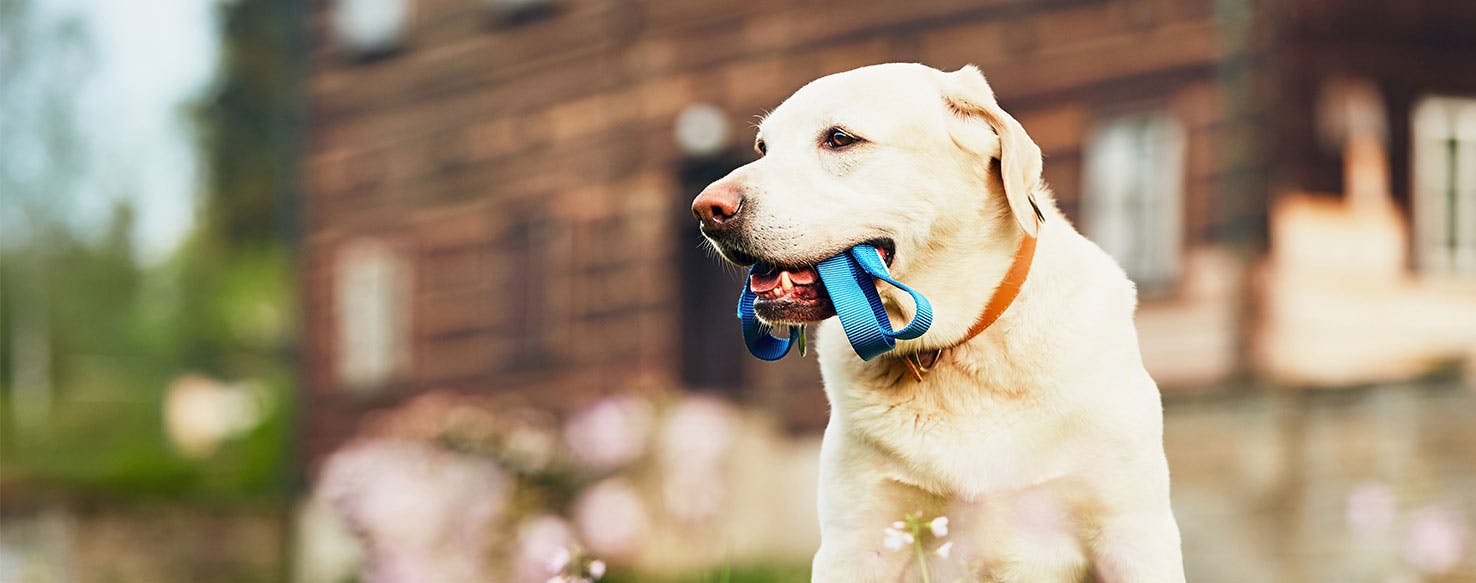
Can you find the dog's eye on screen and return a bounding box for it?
[824,128,859,149]
[755,139,766,155]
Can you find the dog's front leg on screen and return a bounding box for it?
[1086,504,1186,583]
[811,429,943,583]
[812,487,925,583]
[1080,453,1185,582]
[811,538,900,583]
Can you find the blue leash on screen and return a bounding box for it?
[738,244,933,361]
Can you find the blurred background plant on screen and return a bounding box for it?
[2,0,297,579]
[0,0,296,501]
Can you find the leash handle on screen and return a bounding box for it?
[815,252,893,360]
[815,244,934,360]
[738,266,798,361]
[848,245,933,341]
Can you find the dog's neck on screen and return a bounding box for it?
[881,206,1038,356]
[839,200,1139,391]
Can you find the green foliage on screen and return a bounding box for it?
[0,0,300,503]
[196,0,301,248]
[0,207,297,502]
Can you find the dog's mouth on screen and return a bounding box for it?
[742,239,894,325]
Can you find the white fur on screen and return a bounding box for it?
[704,63,1184,581]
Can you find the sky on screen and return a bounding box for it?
[8,0,223,262]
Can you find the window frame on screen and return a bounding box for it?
[1410,95,1476,277]
[1080,110,1189,295]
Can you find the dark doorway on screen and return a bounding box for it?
[676,157,750,393]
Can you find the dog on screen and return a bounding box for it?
[691,63,1184,582]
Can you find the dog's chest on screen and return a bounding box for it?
[837,372,1084,497]
[950,483,1095,581]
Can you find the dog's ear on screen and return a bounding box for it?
[935,65,1043,237]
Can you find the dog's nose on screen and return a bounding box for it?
[692,183,744,230]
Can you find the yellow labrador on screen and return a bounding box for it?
[692,63,1184,582]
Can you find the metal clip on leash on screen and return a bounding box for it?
[738,243,933,362]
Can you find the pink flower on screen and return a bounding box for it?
[588,559,606,579]
[516,515,577,583]
[935,541,954,559]
[658,397,738,523]
[1404,505,1468,575]
[564,395,653,471]
[573,478,649,560]
[546,547,571,574]
[1346,482,1396,536]
[883,525,914,551]
[315,439,509,582]
[929,516,950,538]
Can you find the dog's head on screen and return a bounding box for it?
[692,63,1044,326]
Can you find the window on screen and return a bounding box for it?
[485,0,556,24]
[1411,96,1476,276]
[502,210,556,369]
[334,238,411,391]
[332,0,411,58]
[1082,111,1187,292]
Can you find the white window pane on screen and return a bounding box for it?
[1458,138,1476,272]
[333,0,411,56]
[1083,111,1187,290]
[335,238,411,390]
[1084,123,1136,263]
[1411,95,1476,276]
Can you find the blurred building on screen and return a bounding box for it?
[301,0,1476,467]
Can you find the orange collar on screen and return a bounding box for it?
[960,228,1039,341]
[900,221,1040,381]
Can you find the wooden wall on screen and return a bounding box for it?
[301,0,1242,463]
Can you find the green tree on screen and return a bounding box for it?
[0,0,302,502]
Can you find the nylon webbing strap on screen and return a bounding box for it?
[738,243,933,362]
[738,278,798,361]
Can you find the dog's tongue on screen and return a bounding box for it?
[750,266,819,294]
